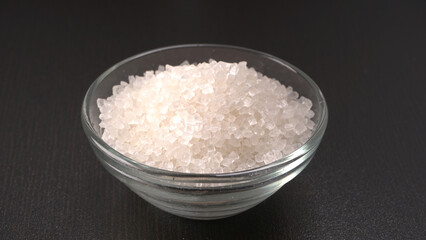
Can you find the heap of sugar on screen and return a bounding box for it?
[97,60,315,173]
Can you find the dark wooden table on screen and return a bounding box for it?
[1,1,425,239]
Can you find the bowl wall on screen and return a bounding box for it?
[82,44,328,219]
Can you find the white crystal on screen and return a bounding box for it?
[242,129,253,138]
[248,117,257,126]
[243,97,253,107]
[182,89,195,100]
[201,84,214,94]
[294,123,307,135]
[306,120,315,130]
[97,60,315,173]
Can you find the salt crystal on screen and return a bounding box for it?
[265,122,276,130]
[98,60,315,173]
[306,120,315,130]
[229,65,239,75]
[248,88,259,97]
[199,95,211,105]
[255,154,263,163]
[307,110,315,118]
[294,123,307,135]
[181,152,191,165]
[184,124,195,134]
[248,117,257,126]
[216,114,225,121]
[157,65,165,71]
[263,151,275,164]
[221,157,233,167]
[243,97,253,107]
[228,139,241,147]
[250,136,260,145]
[201,84,214,94]
[182,89,195,100]
[242,129,253,138]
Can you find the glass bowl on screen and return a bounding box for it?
[81,44,328,220]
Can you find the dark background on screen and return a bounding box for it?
[1,0,425,239]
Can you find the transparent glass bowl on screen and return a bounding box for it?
[81,44,328,220]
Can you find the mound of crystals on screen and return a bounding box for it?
[97,60,315,173]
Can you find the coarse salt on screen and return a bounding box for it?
[98,60,315,173]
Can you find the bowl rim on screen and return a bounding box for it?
[81,43,328,178]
